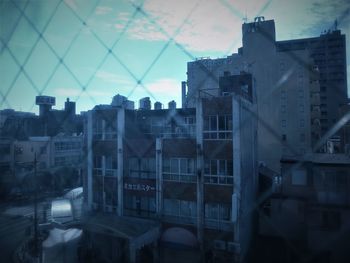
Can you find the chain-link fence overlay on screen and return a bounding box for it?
[1,0,349,262]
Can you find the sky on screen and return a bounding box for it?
[0,0,349,114]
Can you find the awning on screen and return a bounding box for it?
[83,213,160,249]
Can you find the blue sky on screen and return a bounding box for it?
[0,0,349,114]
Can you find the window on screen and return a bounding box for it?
[163,199,197,218]
[203,115,232,140]
[300,119,305,127]
[40,146,46,154]
[281,90,286,99]
[163,158,196,182]
[291,169,307,186]
[281,120,286,128]
[281,105,286,113]
[205,203,231,221]
[300,133,305,142]
[321,211,341,230]
[128,157,156,179]
[93,156,102,169]
[282,134,287,141]
[124,195,156,217]
[204,159,233,185]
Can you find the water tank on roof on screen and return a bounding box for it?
[168,100,176,110]
[139,97,151,110]
[154,102,162,110]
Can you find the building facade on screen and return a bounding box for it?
[186,17,347,171]
[84,90,258,262]
[258,154,350,263]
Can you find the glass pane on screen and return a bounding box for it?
[227,116,232,130]
[227,160,233,176]
[171,159,179,174]
[210,160,217,175]
[163,159,170,173]
[149,158,156,172]
[187,159,194,174]
[210,116,217,131]
[204,160,210,174]
[203,116,209,130]
[180,159,187,174]
[218,115,225,130]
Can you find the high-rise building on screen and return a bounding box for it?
[277,28,348,135]
[186,17,347,171]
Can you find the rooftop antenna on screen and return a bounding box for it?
[243,10,248,23]
[334,19,338,30]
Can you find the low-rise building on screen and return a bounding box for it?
[84,81,258,262]
[258,154,350,263]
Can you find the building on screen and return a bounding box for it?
[0,134,83,196]
[0,138,14,197]
[186,17,347,171]
[257,154,350,263]
[0,96,83,139]
[277,28,348,135]
[84,83,258,262]
[338,102,350,154]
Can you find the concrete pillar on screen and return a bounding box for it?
[152,241,159,263]
[102,119,106,140]
[117,108,125,216]
[87,111,93,209]
[232,96,241,243]
[129,243,136,263]
[102,155,106,211]
[181,81,187,108]
[196,96,204,248]
[155,138,163,216]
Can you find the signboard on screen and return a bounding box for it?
[124,183,155,192]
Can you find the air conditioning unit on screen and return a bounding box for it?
[227,242,240,253]
[214,240,226,250]
[222,92,231,96]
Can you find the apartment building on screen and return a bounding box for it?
[186,17,347,171]
[257,154,350,263]
[84,87,257,262]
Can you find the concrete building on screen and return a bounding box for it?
[0,96,83,139]
[186,17,347,171]
[277,28,348,135]
[84,84,258,262]
[257,154,350,263]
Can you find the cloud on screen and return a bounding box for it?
[145,78,181,95]
[95,6,113,16]
[113,0,349,53]
[115,0,287,52]
[95,70,133,85]
[116,0,254,52]
[55,87,111,97]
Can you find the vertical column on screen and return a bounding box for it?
[87,111,93,209]
[129,243,136,263]
[117,108,125,216]
[102,119,106,140]
[102,155,106,211]
[196,97,204,247]
[232,95,241,243]
[156,138,163,216]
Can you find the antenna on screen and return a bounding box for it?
[243,10,248,23]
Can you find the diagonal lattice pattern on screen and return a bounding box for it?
[0,0,349,262]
